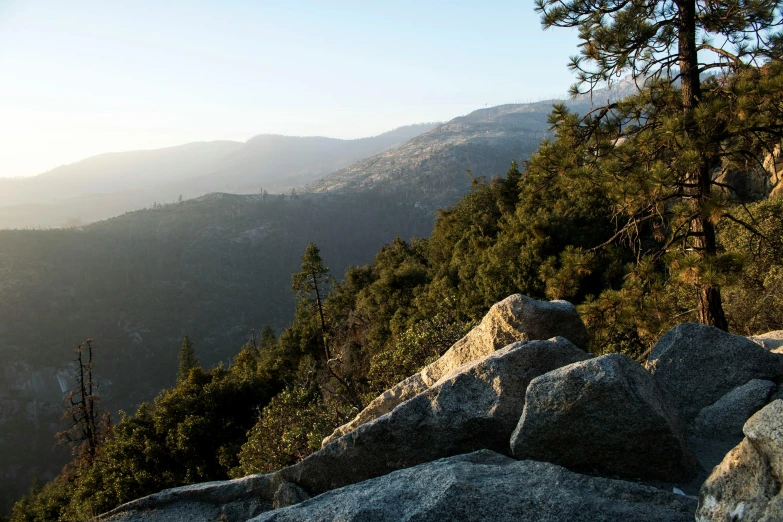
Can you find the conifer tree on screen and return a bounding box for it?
[259,325,276,350]
[535,0,783,329]
[292,242,363,410]
[292,243,332,359]
[176,335,200,383]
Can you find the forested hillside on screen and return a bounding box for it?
[5,61,783,522]
[0,191,434,511]
[9,66,783,517]
[0,97,590,511]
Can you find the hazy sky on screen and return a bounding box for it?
[0,0,580,178]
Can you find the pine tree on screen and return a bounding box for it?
[291,242,363,410]
[259,325,276,350]
[535,0,783,329]
[292,243,331,358]
[176,336,200,383]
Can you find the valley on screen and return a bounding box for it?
[0,99,571,511]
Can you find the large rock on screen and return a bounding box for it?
[98,473,279,522]
[323,294,589,445]
[697,400,783,521]
[421,295,590,384]
[752,330,783,352]
[322,373,428,446]
[253,450,698,522]
[692,379,776,440]
[511,353,697,481]
[715,145,783,200]
[100,337,589,522]
[283,337,591,494]
[647,323,783,421]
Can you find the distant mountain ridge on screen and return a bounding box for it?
[301,99,594,209]
[0,141,244,206]
[0,123,436,229]
[185,124,439,195]
[0,84,644,230]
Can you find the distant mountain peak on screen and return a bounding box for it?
[301,99,596,206]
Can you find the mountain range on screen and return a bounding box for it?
[0,96,604,511]
[0,91,613,230]
[0,124,435,229]
[305,101,575,206]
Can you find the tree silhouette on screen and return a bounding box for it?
[57,339,110,467]
[176,335,200,383]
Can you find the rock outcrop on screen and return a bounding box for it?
[511,353,696,481]
[99,474,279,522]
[697,400,783,521]
[647,323,783,421]
[713,144,783,200]
[101,336,591,522]
[323,294,588,445]
[97,299,783,522]
[691,379,776,439]
[284,337,590,494]
[752,330,783,352]
[252,451,698,522]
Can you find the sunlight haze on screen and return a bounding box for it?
[0,0,578,177]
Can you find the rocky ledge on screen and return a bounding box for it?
[98,294,783,522]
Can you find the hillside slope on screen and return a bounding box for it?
[302,100,593,208]
[0,190,435,510]
[0,124,435,229]
[0,141,244,207]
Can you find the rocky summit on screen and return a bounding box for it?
[98,295,783,522]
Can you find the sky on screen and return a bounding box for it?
[0,0,581,178]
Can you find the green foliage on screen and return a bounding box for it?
[9,478,74,522]
[367,313,475,393]
[176,336,200,383]
[420,158,617,319]
[231,386,335,477]
[579,195,783,357]
[291,242,331,360]
[291,243,330,301]
[720,198,783,335]
[537,0,783,328]
[10,339,280,520]
[536,0,783,94]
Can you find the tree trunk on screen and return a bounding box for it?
[312,271,331,360]
[698,284,729,329]
[311,273,363,411]
[678,0,729,330]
